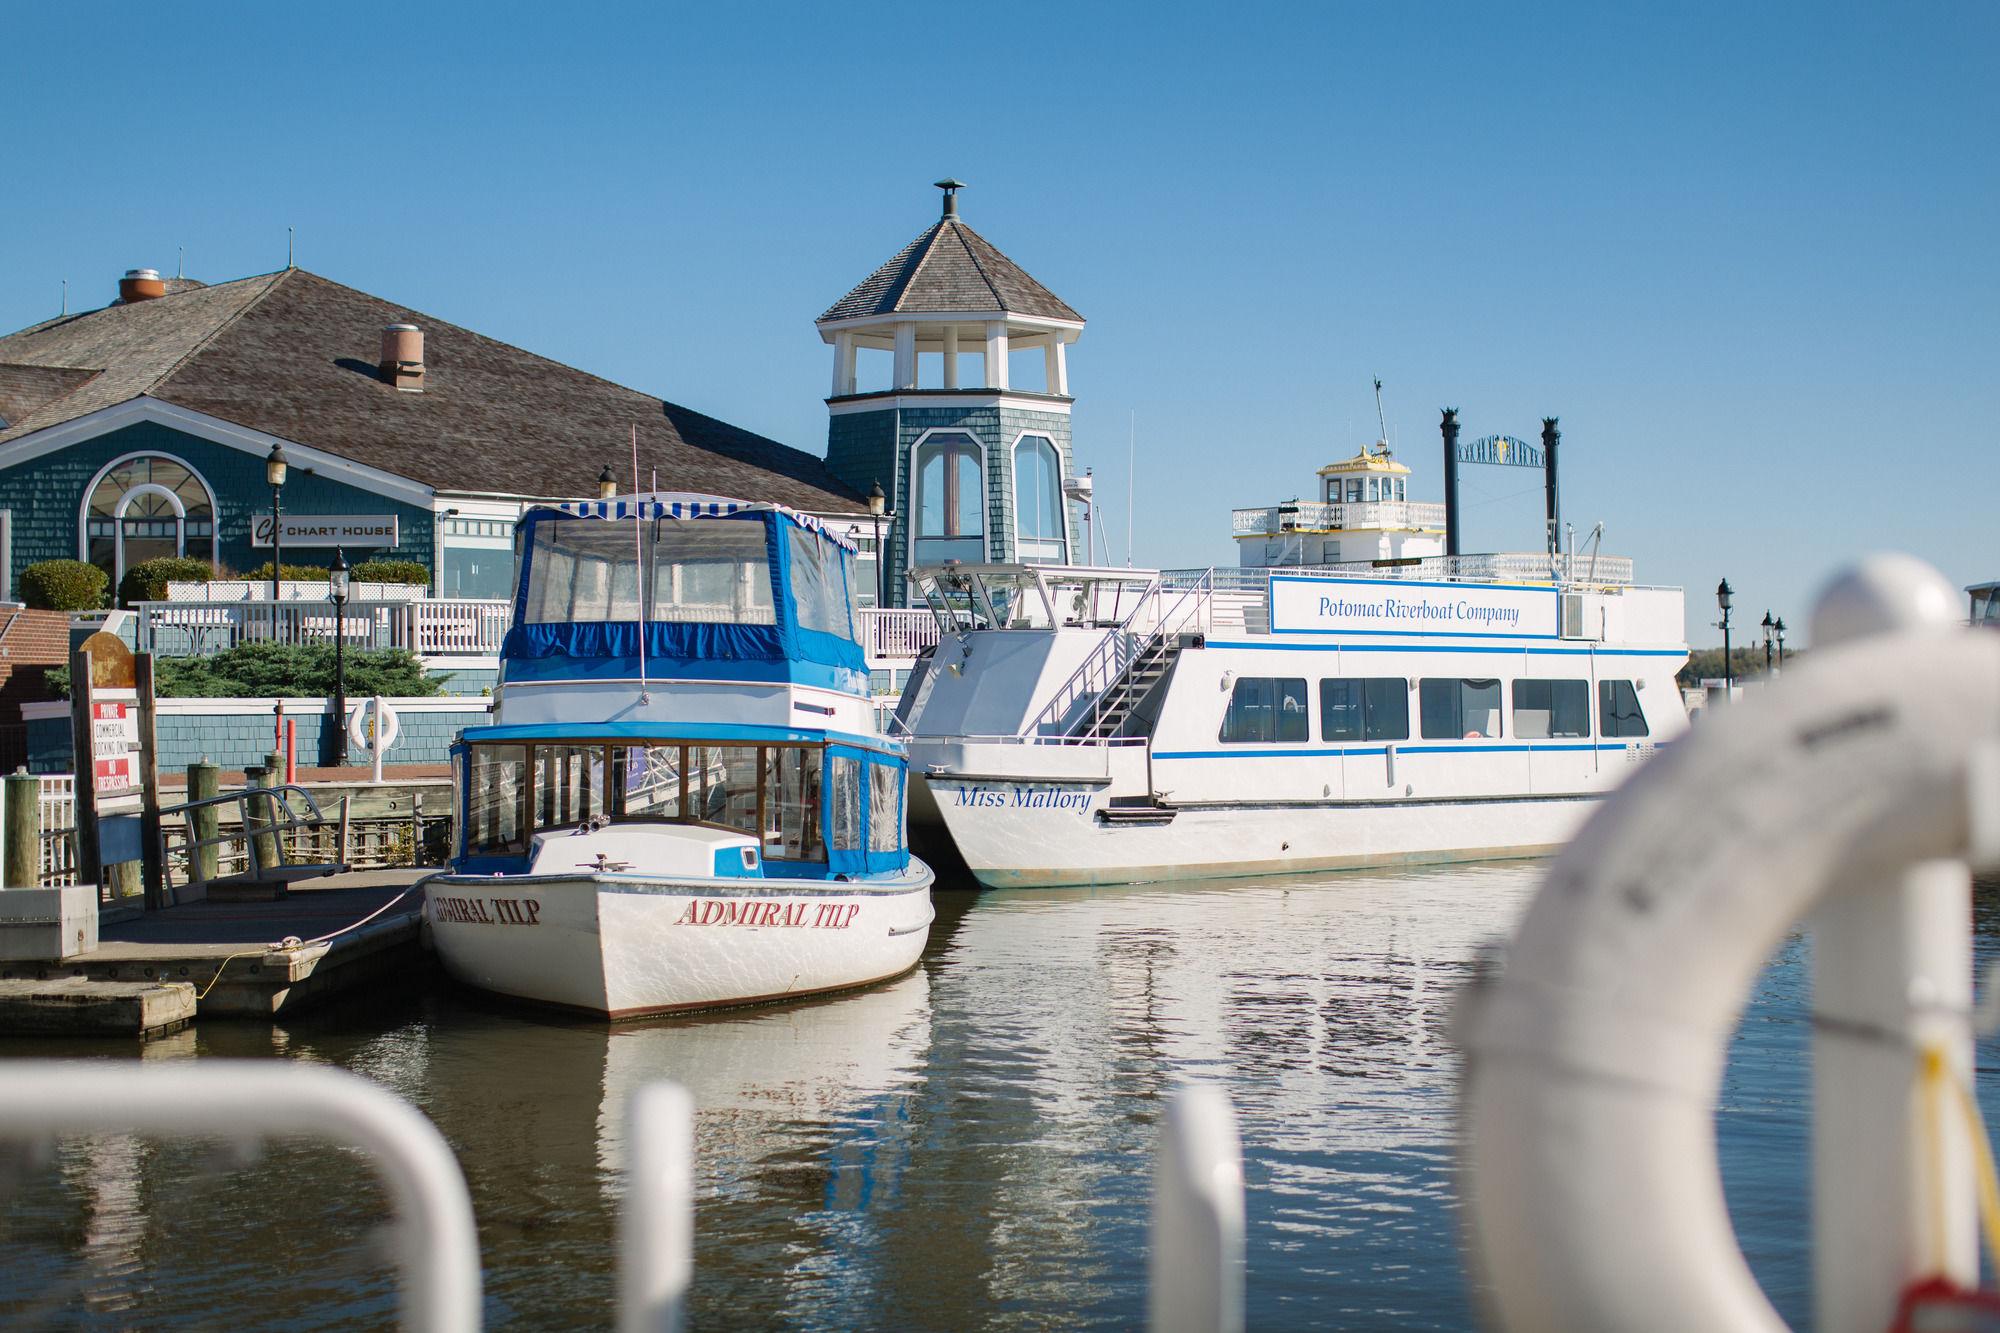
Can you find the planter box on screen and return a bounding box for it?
[0,885,100,961]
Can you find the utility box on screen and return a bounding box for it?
[0,886,100,961]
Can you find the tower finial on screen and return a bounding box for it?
[934,178,966,219]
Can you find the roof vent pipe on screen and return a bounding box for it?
[379,323,425,392]
[119,268,166,304]
[935,178,965,219]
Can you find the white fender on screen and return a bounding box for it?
[1461,570,2000,1331]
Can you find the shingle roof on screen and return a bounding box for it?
[819,218,1081,324]
[0,269,865,511]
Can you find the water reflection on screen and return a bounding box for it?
[15,864,1978,1330]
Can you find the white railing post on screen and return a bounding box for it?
[1150,1083,1245,1333]
[620,1081,694,1333]
[0,1062,482,1332]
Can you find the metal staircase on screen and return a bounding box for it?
[1074,631,1185,739]
[1028,571,1213,740]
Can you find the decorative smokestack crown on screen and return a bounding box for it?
[379,323,425,392]
[934,178,965,219]
[118,268,166,304]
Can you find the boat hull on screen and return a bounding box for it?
[423,867,935,1018]
[913,776,1596,887]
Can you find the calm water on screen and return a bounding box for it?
[4,866,1998,1330]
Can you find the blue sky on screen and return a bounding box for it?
[5,3,1994,645]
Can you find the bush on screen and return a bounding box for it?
[352,559,429,587]
[242,561,336,583]
[20,560,108,611]
[119,555,216,605]
[50,642,447,699]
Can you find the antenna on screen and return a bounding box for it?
[631,424,649,705]
[60,279,67,317]
[1126,410,1135,566]
[287,226,295,269]
[1372,376,1389,452]
[177,247,184,280]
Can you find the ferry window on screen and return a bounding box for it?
[1015,435,1066,563]
[1320,677,1410,741]
[830,755,862,851]
[611,745,686,820]
[466,745,528,855]
[768,746,825,861]
[868,762,903,853]
[1599,679,1650,737]
[1420,678,1503,739]
[787,526,854,639]
[1367,477,1380,502]
[1395,479,1406,501]
[532,745,605,831]
[649,519,776,625]
[688,746,764,836]
[1220,677,1309,743]
[914,433,985,564]
[1347,479,1363,502]
[1512,679,1590,739]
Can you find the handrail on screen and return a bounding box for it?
[1027,569,1212,737]
[157,782,343,896]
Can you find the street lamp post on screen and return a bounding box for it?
[330,546,350,767]
[598,465,618,502]
[868,480,887,608]
[266,444,288,638]
[1761,610,1775,674]
[1717,579,1735,695]
[1774,616,1787,668]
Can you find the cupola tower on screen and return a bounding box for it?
[819,181,1084,605]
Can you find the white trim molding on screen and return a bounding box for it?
[1009,429,1072,563]
[76,449,221,581]
[907,426,991,571]
[825,392,1074,417]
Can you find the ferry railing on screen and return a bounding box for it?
[1026,570,1211,738]
[0,1061,482,1332]
[1231,499,1447,536]
[1187,553,1638,588]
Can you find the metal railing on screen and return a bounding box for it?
[156,783,345,898]
[137,597,511,659]
[1231,500,1447,535]
[37,774,78,888]
[856,607,939,661]
[1177,552,1639,591]
[1027,570,1212,738]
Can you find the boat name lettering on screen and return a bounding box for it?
[672,899,860,930]
[950,785,1093,813]
[1271,577,1556,637]
[433,895,541,926]
[1313,594,1521,629]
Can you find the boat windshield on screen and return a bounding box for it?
[913,564,1158,631]
[522,517,777,626]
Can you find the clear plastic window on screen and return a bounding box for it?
[868,762,903,853]
[466,745,527,854]
[830,756,862,851]
[788,526,854,639]
[650,519,775,624]
[533,745,605,831]
[768,747,825,861]
[612,745,686,820]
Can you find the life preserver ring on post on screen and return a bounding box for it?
[1460,557,2000,1333]
[347,696,402,755]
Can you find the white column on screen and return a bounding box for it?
[891,323,916,390]
[984,321,1008,390]
[1044,334,1069,396]
[942,326,959,389]
[831,331,856,396]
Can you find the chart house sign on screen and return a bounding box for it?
[251,514,401,548]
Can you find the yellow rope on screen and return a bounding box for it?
[1920,1044,1951,1274]
[193,949,269,1002]
[1940,1045,2000,1279]
[1915,1038,2000,1280]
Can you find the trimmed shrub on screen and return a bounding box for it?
[242,561,335,583]
[119,555,216,605]
[20,560,108,611]
[352,559,430,587]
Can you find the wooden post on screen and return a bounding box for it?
[410,791,422,866]
[68,648,102,892]
[188,760,220,885]
[4,769,38,888]
[245,764,280,877]
[337,793,352,866]
[136,653,164,910]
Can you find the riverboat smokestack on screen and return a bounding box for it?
[1542,417,1561,565]
[1441,408,1461,559]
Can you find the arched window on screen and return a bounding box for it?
[913,432,984,565]
[1013,434,1066,563]
[82,454,217,588]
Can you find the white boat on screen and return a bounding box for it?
[423,493,935,1018]
[893,439,1689,888]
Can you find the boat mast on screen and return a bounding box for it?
[1372,376,1389,454]
[632,424,650,705]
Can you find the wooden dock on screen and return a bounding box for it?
[0,870,433,1037]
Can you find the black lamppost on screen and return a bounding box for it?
[598,465,618,502]
[1761,610,1775,674]
[330,546,350,767]
[266,443,288,616]
[1717,579,1735,694]
[1774,616,1787,668]
[867,480,887,607]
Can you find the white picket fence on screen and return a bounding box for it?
[137,598,511,658]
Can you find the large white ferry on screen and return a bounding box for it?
[423,494,934,1018]
[893,438,1688,888]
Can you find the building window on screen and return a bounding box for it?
[82,453,217,590]
[1599,679,1650,737]
[913,432,984,565]
[1320,678,1410,742]
[1419,678,1503,739]
[1219,677,1309,743]
[1512,679,1590,739]
[1013,434,1066,563]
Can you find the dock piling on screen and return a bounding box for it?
[4,770,37,888]
[187,761,220,885]
[245,764,281,876]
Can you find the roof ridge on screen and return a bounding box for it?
[147,269,293,393]
[942,221,1005,310]
[890,220,953,314]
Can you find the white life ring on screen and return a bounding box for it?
[347,696,402,755]
[1461,561,2000,1332]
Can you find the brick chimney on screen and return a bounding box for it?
[118,268,166,303]
[379,323,425,392]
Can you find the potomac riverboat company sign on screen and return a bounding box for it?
[1268,574,1559,638]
